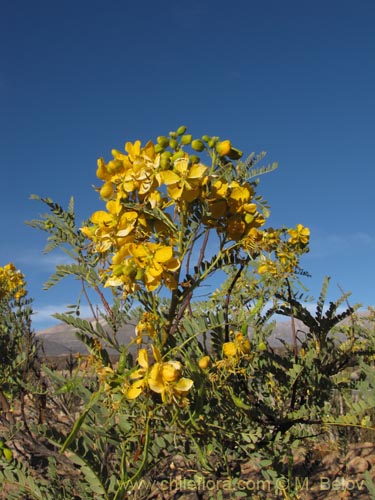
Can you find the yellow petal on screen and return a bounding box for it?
[126,380,144,399]
[104,276,124,288]
[125,140,141,158]
[212,179,228,197]
[130,368,146,380]
[137,348,149,369]
[188,163,207,179]
[155,246,173,263]
[173,157,189,175]
[173,378,193,395]
[91,211,113,225]
[161,361,181,382]
[223,342,237,357]
[151,345,162,362]
[168,184,184,200]
[148,364,164,394]
[130,244,148,259]
[159,170,181,185]
[147,263,164,278]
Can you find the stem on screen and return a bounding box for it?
[169,229,210,336]
[0,390,15,425]
[285,279,298,359]
[224,258,248,342]
[122,413,151,488]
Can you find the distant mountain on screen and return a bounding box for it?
[36,311,370,358]
[35,318,311,357]
[36,320,137,357]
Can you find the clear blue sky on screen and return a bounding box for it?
[1,0,374,329]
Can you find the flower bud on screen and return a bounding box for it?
[100,182,114,200]
[191,139,205,152]
[198,356,210,370]
[160,151,172,169]
[189,154,200,164]
[2,447,13,461]
[169,138,178,150]
[201,135,210,142]
[177,125,187,135]
[171,150,185,162]
[106,159,123,174]
[216,140,232,157]
[157,136,170,148]
[257,341,267,351]
[180,134,193,145]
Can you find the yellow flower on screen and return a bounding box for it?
[126,348,149,399]
[126,347,193,403]
[287,224,310,246]
[129,242,180,291]
[223,332,251,358]
[262,228,280,251]
[258,257,278,276]
[121,143,158,196]
[135,312,158,343]
[0,263,26,301]
[227,215,246,240]
[227,182,254,214]
[206,179,229,219]
[96,366,115,391]
[158,157,207,202]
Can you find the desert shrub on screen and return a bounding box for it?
[1,127,375,499]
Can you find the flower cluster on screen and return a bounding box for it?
[0,263,26,301]
[81,127,310,298]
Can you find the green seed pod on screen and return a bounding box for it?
[189,154,200,164]
[180,134,193,145]
[176,125,187,135]
[169,138,178,150]
[156,136,170,148]
[191,139,205,152]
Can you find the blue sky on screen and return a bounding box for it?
[1,0,374,329]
